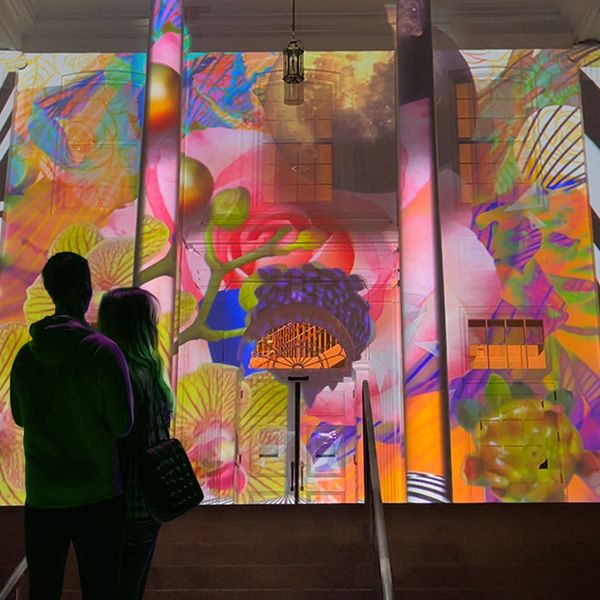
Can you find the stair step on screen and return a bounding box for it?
[64,563,374,591]
[392,589,585,600]
[157,505,369,544]
[62,590,376,600]
[388,539,600,565]
[152,541,370,567]
[393,563,594,590]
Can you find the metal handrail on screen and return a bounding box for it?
[362,379,394,600]
[0,557,27,600]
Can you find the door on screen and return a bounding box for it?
[287,374,360,504]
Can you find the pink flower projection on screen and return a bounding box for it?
[179,126,397,328]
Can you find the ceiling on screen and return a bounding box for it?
[0,0,599,53]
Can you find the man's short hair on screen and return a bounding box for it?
[42,252,92,304]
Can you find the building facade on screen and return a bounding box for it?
[0,1,599,505]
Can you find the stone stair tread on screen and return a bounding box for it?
[62,590,377,600]
[65,563,374,591]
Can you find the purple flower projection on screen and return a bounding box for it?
[252,263,373,359]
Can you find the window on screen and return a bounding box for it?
[258,428,286,459]
[456,80,481,205]
[263,142,332,203]
[51,71,144,211]
[468,318,546,370]
[261,75,334,204]
[455,76,532,205]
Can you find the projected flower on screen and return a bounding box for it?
[250,263,373,360]
[0,322,29,502]
[458,375,600,502]
[210,204,332,286]
[23,216,170,326]
[176,364,287,501]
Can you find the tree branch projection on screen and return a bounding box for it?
[137,186,319,346]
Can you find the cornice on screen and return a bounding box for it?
[3,0,600,54]
[551,0,600,43]
[574,4,600,42]
[0,0,36,49]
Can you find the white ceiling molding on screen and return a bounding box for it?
[433,0,574,49]
[551,0,600,43]
[187,10,393,52]
[1,0,600,54]
[0,0,36,50]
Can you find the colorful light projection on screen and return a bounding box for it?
[0,48,403,505]
[437,47,600,502]
[173,51,403,503]
[0,52,146,504]
[133,0,184,378]
[245,264,371,371]
[250,321,348,371]
[396,0,452,503]
[2,28,599,505]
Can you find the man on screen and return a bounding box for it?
[10,252,134,600]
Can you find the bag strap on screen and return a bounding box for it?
[145,380,171,448]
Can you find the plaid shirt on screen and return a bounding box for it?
[119,374,170,521]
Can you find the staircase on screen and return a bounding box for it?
[62,505,378,599]
[4,502,600,599]
[56,502,600,599]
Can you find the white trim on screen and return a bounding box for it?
[3,0,597,53]
[0,0,35,50]
[0,88,15,133]
[0,129,10,161]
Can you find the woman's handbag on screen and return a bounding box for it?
[141,391,204,523]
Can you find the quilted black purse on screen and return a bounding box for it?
[141,392,204,523]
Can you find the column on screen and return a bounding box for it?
[397,0,453,502]
[133,0,185,379]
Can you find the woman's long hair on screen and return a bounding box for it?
[98,287,173,415]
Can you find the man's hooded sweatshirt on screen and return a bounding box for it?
[10,315,134,508]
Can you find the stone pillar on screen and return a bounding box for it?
[396,0,453,502]
[133,0,185,380]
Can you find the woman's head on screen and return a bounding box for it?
[98,287,160,360]
[99,287,173,410]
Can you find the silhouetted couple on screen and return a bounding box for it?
[10,252,173,600]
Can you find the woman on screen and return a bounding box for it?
[98,287,173,600]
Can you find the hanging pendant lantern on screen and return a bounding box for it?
[283,0,305,105]
[283,38,304,85]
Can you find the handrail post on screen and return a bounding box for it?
[362,380,394,600]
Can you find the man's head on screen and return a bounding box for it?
[42,252,93,317]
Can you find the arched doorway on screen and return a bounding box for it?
[239,290,365,505]
[247,321,359,503]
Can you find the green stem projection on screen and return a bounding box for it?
[176,223,294,347]
[137,183,299,347]
[137,244,177,286]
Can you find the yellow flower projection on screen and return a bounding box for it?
[0,323,30,503]
[23,216,170,326]
[175,364,288,503]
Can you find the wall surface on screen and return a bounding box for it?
[0,45,599,505]
[435,47,600,502]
